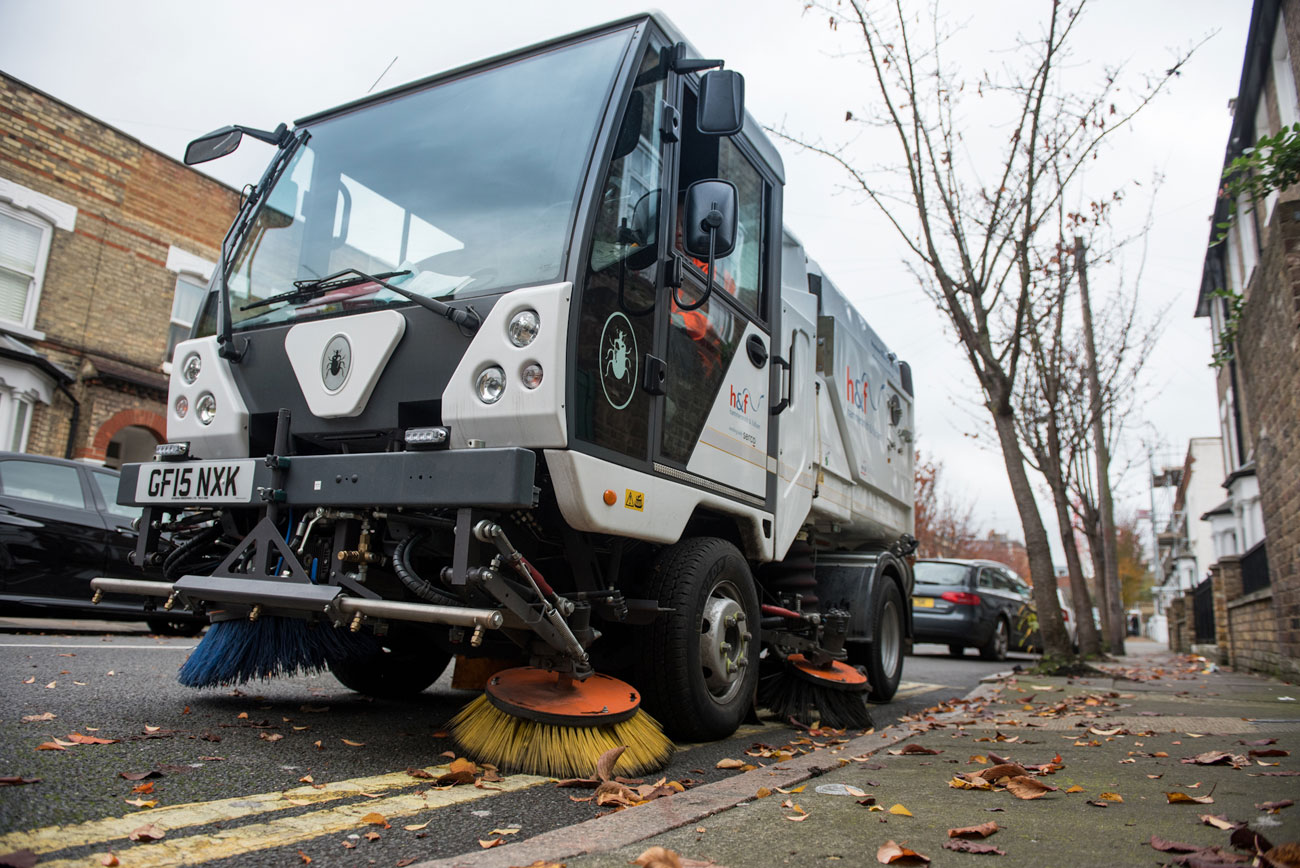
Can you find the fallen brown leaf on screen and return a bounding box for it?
[1166,791,1214,804]
[714,758,745,769]
[976,763,1028,781]
[1065,785,1084,793]
[20,713,55,723]
[100,854,119,867]
[67,733,117,745]
[1148,836,1204,853]
[406,768,434,780]
[783,812,812,822]
[889,803,913,816]
[1004,776,1056,800]
[259,733,284,743]
[0,777,40,786]
[1199,814,1239,831]
[124,799,157,808]
[1257,799,1294,812]
[634,845,684,868]
[34,742,67,751]
[363,831,380,841]
[131,781,155,794]
[128,823,165,842]
[1249,748,1289,758]
[876,840,930,864]
[297,850,311,864]
[948,821,998,839]
[1097,792,1123,803]
[942,840,1005,855]
[340,738,365,747]
[596,745,626,781]
[360,812,388,826]
[890,744,942,756]
[479,838,505,849]
[403,822,430,831]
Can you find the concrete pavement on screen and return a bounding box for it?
[429,640,1300,867]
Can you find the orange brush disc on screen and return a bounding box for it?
[786,653,869,690]
[484,667,641,726]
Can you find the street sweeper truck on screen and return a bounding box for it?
[93,13,917,778]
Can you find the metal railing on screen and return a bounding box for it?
[1192,577,1216,644]
[1241,541,1270,596]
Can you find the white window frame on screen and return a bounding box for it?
[165,271,209,367]
[162,246,217,373]
[1273,10,1300,131]
[0,202,54,336]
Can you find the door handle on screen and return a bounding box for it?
[770,354,791,416]
[745,334,768,368]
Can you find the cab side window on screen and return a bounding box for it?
[977,568,995,589]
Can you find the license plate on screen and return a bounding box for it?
[912,597,935,608]
[135,460,257,504]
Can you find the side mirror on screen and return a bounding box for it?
[697,70,745,136]
[185,126,243,165]
[683,180,737,259]
[677,179,737,311]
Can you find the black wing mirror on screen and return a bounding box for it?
[184,123,291,165]
[697,70,745,136]
[677,179,737,311]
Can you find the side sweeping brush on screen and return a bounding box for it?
[757,653,874,730]
[448,667,675,778]
[178,614,380,688]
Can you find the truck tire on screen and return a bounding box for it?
[329,643,451,699]
[862,578,905,702]
[636,537,759,742]
[979,617,1009,662]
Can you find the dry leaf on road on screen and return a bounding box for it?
[596,745,626,781]
[889,803,913,816]
[714,758,745,769]
[34,742,67,751]
[876,840,930,864]
[360,812,388,827]
[20,713,55,723]
[340,738,365,747]
[1004,776,1056,800]
[948,821,998,838]
[634,846,684,868]
[1166,791,1215,805]
[128,824,165,842]
[942,840,1005,855]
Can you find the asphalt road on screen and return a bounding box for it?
[0,619,1033,867]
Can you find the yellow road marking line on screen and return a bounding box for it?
[0,765,456,855]
[38,772,549,868]
[889,680,948,700]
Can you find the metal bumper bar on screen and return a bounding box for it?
[90,576,503,631]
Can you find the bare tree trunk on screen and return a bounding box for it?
[990,397,1070,655]
[1075,237,1126,655]
[1045,418,1103,656]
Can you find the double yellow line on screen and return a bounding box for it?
[0,764,549,867]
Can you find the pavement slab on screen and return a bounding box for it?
[447,643,1300,868]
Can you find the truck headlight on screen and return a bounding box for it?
[521,363,543,389]
[508,310,540,347]
[182,353,202,384]
[476,367,506,404]
[174,395,189,419]
[196,393,217,425]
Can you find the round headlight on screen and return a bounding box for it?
[521,363,543,390]
[507,310,540,347]
[182,353,202,384]
[196,393,217,426]
[475,367,506,404]
[174,396,189,419]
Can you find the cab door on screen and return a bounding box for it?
[655,84,774,502]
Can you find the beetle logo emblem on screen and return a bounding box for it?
[321,335,351,393]
[599,311,637,410]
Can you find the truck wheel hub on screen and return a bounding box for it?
[699,589,748,699]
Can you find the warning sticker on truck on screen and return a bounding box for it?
[624,489,644,511]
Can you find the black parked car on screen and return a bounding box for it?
[0,452,203,635]
[910,559,1034,661]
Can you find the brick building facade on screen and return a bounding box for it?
[0,73,239,467]
[1193,0,1300,677]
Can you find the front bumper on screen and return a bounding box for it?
[118,447,538,510]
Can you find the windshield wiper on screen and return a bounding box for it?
[246,268,481,331]
[240,270,410,312]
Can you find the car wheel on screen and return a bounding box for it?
[948,644,964,657]
[979,618,1009,661]
[146,617,204,638]
[329,643,451,699]
[635,538,759,742]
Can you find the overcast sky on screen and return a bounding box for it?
[0,0,1251,552]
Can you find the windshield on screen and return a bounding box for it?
[227,29,632,330]
[912,562,971,586]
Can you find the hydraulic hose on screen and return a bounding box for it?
[393,532,463,607]
[162,524,224,581]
